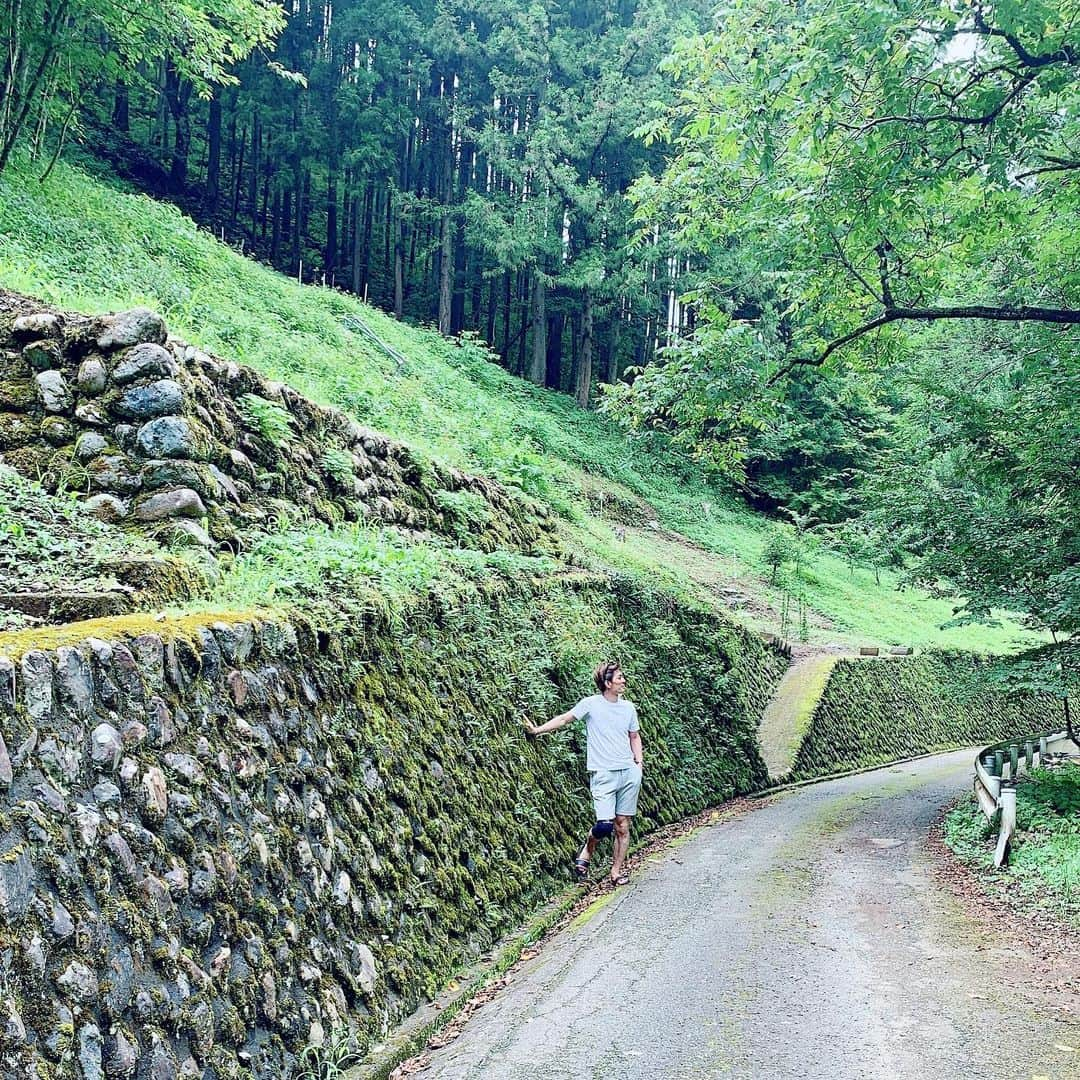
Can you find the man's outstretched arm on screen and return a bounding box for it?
[523,710,575,736]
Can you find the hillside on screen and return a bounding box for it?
[0,154,1033,652]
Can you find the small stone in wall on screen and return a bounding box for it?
[104,831,138,880]
[51,901,74,940]
[135,415,201,460]
[86,453,142,494]
[2,1000,26,1047]
[34,369,73,413]
[20,650,53,722]
[22,339,62,371]
[168,519,213,548]
[75,431,110,460]
[105,1028,139,1077]
[77,357,108,395]
[12,312,60,338]
[0,733,11,787]
[113,379,184,421]
[83,493,128,523]
[78,1023,104,1080]
[91,723,123,767]
[24,933,46,981]
[55,646,94,718]
[141,1041,178,1080]
[133,487,206,522]
[96,308,167,351]
[74,401,110,427]
[132,634,165,691]
[0,658,12,717]
[141,458,219,499]
[142,766,168,819]
[40,415,75,446]
[92,781,121,806]
[0,840,34,922]
[121,720,147,747]
[73,802,101,848]
[111,342,177,385]
[57,960,99,1003]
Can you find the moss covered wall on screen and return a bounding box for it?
[0,291,554,558]
[789,652,1056,781]
[0,571,785,1078]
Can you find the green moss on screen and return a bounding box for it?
[0,608,266,659]
[790,653,1056,780]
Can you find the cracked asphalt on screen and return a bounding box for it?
[417,750,1080,1079]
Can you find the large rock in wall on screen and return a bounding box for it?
[0,576,787,1078]
[789,652,1057,780]
[0,290,554,557]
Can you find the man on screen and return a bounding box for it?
[523,661,644,886]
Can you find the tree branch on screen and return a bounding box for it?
[771,303,1080,383]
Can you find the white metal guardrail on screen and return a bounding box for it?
[973,730,1078,868]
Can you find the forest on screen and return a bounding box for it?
[1,0,1077,708]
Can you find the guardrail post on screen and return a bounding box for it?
[1009,744,1019,778]
[1040,736,1048,758]
[994,784,1018,869]
[993,750,1004,777]
[1024,741,1034,770]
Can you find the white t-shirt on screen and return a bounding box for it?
[571,694,639,771]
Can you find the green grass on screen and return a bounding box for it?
[0,466,159,629]
[944,767,1080,929]
[0,153,1037,650]
[203,520,560,632]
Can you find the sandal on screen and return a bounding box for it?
[573,858,590,882]
[609,872,630,887]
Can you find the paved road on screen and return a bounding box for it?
[418,751,1080,1080]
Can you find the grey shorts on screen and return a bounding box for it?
[590,765,643,819]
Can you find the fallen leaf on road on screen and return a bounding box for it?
[1053,1044,1077,1052]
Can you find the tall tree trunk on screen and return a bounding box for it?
[231,125,247,224]
[517,272,528,376]
[546,310,565,389]
[205,95,222,213]
[351,193,363,295]
[164,58,192,190]
[575,287,594,408]
[485,272,497,345]
[501,271,512,362]
[529,273,547,385]
[326,164,338,282]
[112,79,129,132]
[394,203,405,318]
[248,111,261,219]
[271,186,283,264]
[359,183,374,297]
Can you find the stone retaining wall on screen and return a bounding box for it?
[0,574,786,1078]
[0,290,553,557]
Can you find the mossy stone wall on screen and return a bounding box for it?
[0,571,785,1078]
[0,290,554,558]
[789,652,1056,780]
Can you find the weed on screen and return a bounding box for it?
[295,1024,360,1080]
[319,447,355,490]
[238,393,294,448]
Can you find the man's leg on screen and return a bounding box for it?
[578,771,617,873]
[577,819,613,864]
[610,815,631,880]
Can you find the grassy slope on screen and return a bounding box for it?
[0,154,1033,651]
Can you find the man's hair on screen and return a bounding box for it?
[594,660,621,693]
